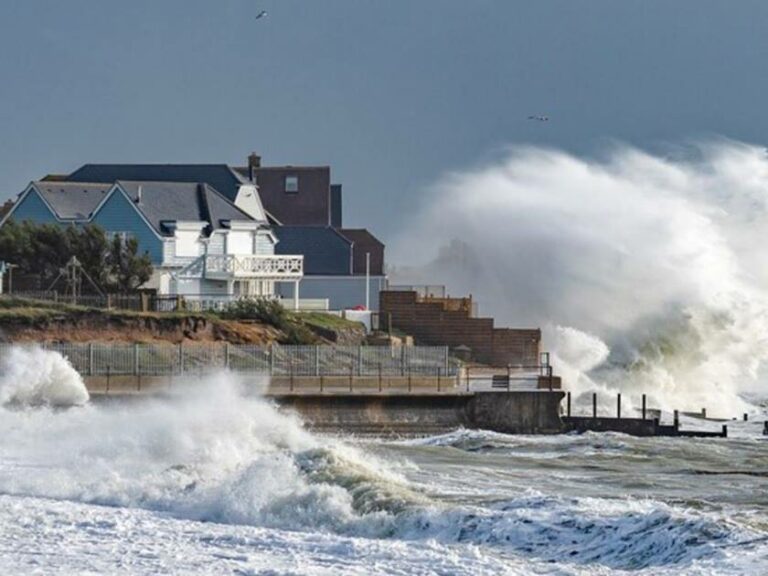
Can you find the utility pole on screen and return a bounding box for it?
[365,252,370,310]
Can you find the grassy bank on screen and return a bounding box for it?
[0,297,366,345]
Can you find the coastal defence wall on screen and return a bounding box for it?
[85,373,564,434]
[274,391,565,434]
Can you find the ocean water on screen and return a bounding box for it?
[0,349,767,575]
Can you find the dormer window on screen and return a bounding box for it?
[285,175,299,193]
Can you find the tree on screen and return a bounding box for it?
[0,221,153,293]
[105,234,153,293]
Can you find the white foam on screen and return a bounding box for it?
[0,346,89,407]
[391,142,768,416]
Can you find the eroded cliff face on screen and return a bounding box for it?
[0,310,283,344]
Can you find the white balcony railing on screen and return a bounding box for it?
[203,254,303,280]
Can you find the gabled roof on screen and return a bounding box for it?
[273,226,352,275]
[115,181,256,236]
[67,164,248,203]
[34,182,111,220]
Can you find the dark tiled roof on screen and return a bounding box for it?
[338,228,386,276]
[67,164,248,203]
[273,226,352,275]
[116,181,255,236]
[338,228,384,247]
[34,182,111,220]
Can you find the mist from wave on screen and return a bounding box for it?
[390,141,768,417]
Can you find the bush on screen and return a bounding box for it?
[220,298,289,327]
[219,298,317,344]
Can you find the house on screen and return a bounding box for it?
[272,226,387,310]
[3,152,386,310]
[0,180,304,305]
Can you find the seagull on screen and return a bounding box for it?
[255,10,267,20]
[528,115,549,122]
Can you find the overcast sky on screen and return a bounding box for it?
[1,1,767,239]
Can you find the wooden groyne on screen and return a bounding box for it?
[562,392,729,438]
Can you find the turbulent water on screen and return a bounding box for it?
[0,350,766,575]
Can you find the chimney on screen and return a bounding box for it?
[136,185,143,204]
[248,153,261,182]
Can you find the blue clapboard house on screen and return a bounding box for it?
[0,153,387,310]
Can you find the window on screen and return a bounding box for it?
[284,175,299,193]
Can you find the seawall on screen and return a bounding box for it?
[86,375,565,435]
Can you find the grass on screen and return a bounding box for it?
[0,296,363,346]
[297,312,364,331]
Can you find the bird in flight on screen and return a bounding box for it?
[255,10,268,20]
[528,115,549,122]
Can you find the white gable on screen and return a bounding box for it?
[234,184,268,222]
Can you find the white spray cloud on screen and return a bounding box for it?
[391,141,768,415]
[0,347,89,407]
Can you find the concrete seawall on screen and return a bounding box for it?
[84,376,564,435]
[245,392,565,435]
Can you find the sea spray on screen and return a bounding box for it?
[0,372,756,571]
[391,141,768,416]
[0,372,416,534]
[0,346,89,407]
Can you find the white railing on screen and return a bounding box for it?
[204,254,303,280]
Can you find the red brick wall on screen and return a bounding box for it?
[380,291,541,366]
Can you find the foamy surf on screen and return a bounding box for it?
[0,369,764,574]
[0,346,89,407]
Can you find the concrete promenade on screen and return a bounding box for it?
[85,375,566,435]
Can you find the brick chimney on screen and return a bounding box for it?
[248,153,261,181]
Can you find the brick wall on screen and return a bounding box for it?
[380,291,541,366]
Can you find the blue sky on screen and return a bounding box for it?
[1,1,767,238]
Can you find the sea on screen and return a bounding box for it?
[0,347,766,575]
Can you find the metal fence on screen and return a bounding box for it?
[0,343,456,377]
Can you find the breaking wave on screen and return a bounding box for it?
[0,347,89,407]
[391,141,768,417]
[0,374,759,571]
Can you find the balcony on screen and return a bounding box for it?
[203,254,303,281]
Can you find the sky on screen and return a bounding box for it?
[1,0,768,240]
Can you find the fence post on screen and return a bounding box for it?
[674,410,679,429]
[106,364,111,394]
[617,393,621,419]
[349,362,354,393]
[134,343,140,377]
[269,343,274,375]
[225,343,230,370]
[593,393,597,419]
[315,345,320,377]
[290,361,295,392]
[507,364,511,392]
[357,346,363,377]
[88,343,94,377]
[400,346,406,377]
[378,362,383,392]
[408,367,412,393]
[178,343,184,375]
[437,367,441,393]
[642,394,647,420]
[466,366,470,392]
[567,391,571,417]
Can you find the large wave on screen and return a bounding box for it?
[0,373,757,571]
[0,347,89,407]
[390,141,768,416]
